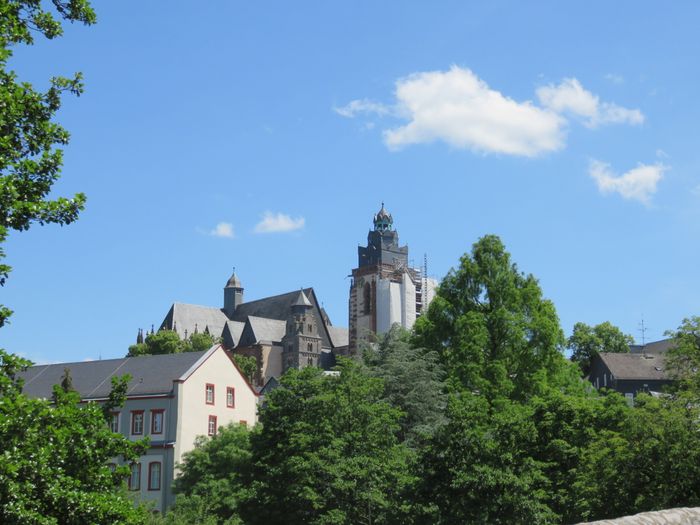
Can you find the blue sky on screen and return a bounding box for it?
[2,1,699,364]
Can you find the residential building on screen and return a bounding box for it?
[18,345,257,513]
[588,339,676,402]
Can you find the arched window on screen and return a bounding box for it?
[307,343,313,352]
[363,282,371,314]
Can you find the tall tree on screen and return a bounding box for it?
[0,0,95,328]
[568,321,633,375]
[241,360,414,525]
[413,234,571,401]
[665,316,700,400]
[127,329,217,356]
[362,325,447,447]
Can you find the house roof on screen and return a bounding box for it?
[222,320,246,347]
[161,302,229,339]
[18,348,213,400]
[630,338,676,355]
[598,352,671,381]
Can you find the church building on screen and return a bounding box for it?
[156,278,348,388]
[348,204,438,353]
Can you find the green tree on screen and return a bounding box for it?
[241,360,414,525]
[128,329,218,356]
[665,316,700,399]
[413,234,571,401]
[164,423,253,525]
[232,354,258,384]
[0,350,149,524]
[362,325,447,447]
[568,321,633,375]
[0,0,95,328]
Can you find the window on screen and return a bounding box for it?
[226,387,235,408]
[307,343,313,352]
[128,463,141,491]
[151,410,164,434]
[148,462,161,491]
[363,282,371,314]
[131,411,144,435]
[205,384,215,405]
[308,324,312,333]
[239,420,248,427]
[208,415,217,436]
[109,412,120,433]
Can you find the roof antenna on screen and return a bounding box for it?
[638,315,648,347]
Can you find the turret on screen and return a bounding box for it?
[223,268,244,317]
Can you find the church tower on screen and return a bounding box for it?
[281,290,323,372]
[349,204,433,354]
[223,269,244,318]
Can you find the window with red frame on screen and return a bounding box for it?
[205,383,215,405]
[208,415,217,436]
[226,387,235,408]
[128,462,141,491]
[131,411,144,435]
[151,410,164,434]
[148,462,161,491]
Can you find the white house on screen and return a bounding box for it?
[18,345,258,513]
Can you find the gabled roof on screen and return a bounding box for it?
[597,352,671,381]
[231,288,334,349]
[18,348,215,400]
[328,326,349,349]
[161,302,229,340]
[238,316,286,347]
[222,320,246,348]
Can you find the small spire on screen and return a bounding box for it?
[194,323,199,334]
[184,328,188,339]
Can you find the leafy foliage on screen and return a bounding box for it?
[413,234,571,401]
[128,329,217,356]
[665,316,700,399]
[232,354,257,384]
[0,349,149,524]
[568,321,634,375]
[362,325,447,447]
[0,0,96,328]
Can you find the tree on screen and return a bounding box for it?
[362,325,447,447]
[128,330,218,356]
[568,321,633,375]
[232,354,257,384]
[0,0,95,328]
[413,234,571,401]
[665,316,700,399]
[241,360,414,525]
[0,350,150,523]
[164,423,253,525]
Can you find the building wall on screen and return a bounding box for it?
[176,347,258,469]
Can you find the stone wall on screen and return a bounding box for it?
[578,507,700,525]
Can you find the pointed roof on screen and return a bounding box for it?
[225,269,242,289]
[293,289,312,307]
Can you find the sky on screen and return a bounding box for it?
[2,1,699,364]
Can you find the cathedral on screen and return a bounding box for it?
[348,204,438,353]
[148,204,435,387]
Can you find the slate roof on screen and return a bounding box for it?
[328,326,349,348]
[161,303,229,339]
[231,288,333,348]
[630,338,676,355]
[222,320,246,348]
[238,316,286,347]
[18,349,212,400]
[598,352,671,381]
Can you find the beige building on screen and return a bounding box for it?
[18,345,258,513]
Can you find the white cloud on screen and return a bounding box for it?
[605,73,624,85]
[383,66,565,156]
[589,160,666,205]
[209,222,235,238]
[336,67,644,156]
[254,212,305,234]
[537,78,644,127]
[333,98,391,118]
